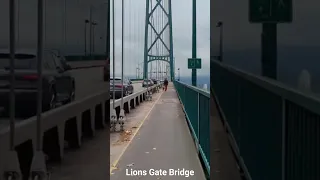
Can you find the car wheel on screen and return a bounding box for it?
[69,87,75,103]
[43,89,57,111]
[49,93,57,109]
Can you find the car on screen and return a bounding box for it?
[103,58,110,81]
[151,78,158,84]
[51,49,71,70]
[0,49,75,118]
[110,77,133,98]
[142,79,154,87]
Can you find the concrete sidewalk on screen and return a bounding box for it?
[111,83,206,180]
[210,94,243,180]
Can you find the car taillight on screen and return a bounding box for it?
[23,75,38,80]
[115,85,123,88]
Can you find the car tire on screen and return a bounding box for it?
[66,85,75,104]
[43,88,57,112]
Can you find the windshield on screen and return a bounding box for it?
[110,78,122,83]
[0,53,37,69]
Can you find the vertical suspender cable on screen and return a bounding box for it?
[112,0,115,108]
[126,0,128,58]
[121,0,124,107]
[9,0,16,151]
[36,0,44,151]
[155,7,158,80]
[162,0,164,80]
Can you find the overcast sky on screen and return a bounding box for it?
[110,0,210,77]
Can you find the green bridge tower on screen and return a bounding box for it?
[143,0,174,81]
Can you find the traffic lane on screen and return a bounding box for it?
[68,60,105,69]
[133,83,144,92]
[69,67,108,100]
[132,82,162,93]
[0,67,106,122]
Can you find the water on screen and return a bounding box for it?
[127,75,210,91]
[178,76,210,91]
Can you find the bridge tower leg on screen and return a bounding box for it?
[143,0,174,81]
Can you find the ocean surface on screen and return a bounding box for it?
[128,75,210,91]
[178,76,210,91]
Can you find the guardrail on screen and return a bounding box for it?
[0,83,161,180]
[110,84,161,115]
[130,78,144,81]
[211,60,320,180]
[173,81,210,175]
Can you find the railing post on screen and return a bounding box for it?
[197,92,200,153]
[183,85,186,104]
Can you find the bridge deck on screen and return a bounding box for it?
[110,83,206,180]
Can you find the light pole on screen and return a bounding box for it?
[91,22,98,54]
[106,0,110,61]
[136,67,140,79]
[216,21,223,62]
[191,0,197,86]
[84,19,89,56]
[178,68,180,81]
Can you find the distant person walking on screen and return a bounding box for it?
[163,78,168,91]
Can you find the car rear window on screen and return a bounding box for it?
[110,78,122,83]
[0,53,37,69]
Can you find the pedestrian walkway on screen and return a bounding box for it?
[110,83,206,180]
[210,95,243,180]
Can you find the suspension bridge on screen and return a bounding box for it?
[0,0,211,180]
[4,0,318,179]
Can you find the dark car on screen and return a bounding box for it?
[103,58,110,81]
[51,49,71,70]
[151,79,158,84]
[0,49,75,117]
[142,79,154,87]
[110,77,133,99]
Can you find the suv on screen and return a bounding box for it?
[151,79,158,84]
[0,49,75,117]
[110,77,133,98]
[142,79,154,87]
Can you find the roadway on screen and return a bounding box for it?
[0,64,144,130]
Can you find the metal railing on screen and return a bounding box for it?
[0,83,161,180]
[173,81,210,175]
[211,60,320,180]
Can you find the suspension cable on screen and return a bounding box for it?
[112,0,115,108]
[120,0,124,107]
[150,0,154,79]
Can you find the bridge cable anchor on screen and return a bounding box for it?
[2,151,21,180]
[118,109,126,131]
[147,90,153,101]
[29,151,48,180]
[110,108,117,132]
